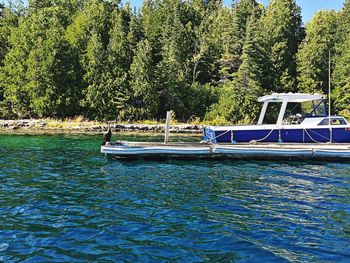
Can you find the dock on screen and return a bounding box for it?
[101,142,350,160]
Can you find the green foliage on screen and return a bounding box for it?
[217,0,259,80]
[0,4,18,107]
[205,81,260,124]
[0,0,350,122]
[129,39,158,120]
[333,34,350,113]
[206,2,263,124]
[82,10,131,121]
[297,11,338,94]
[257,0,304,93]
[331,0,350,115]
[0,7,82,118]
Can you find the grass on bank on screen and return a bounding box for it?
[43,114,233,129]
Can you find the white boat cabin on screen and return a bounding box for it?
[257,93,348,128]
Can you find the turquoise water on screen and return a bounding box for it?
[1,134,350,262]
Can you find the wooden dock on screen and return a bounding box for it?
[101,141,350,160]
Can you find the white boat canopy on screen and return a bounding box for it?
[257,93,326,125]
[258,93,325,103]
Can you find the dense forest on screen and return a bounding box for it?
[0,0,349,123]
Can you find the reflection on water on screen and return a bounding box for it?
[0,134,350,262]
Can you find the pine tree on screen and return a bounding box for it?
[0,3,20,116]
[0,4,20,66]
[235,6,263,121]
[206,5,263,124]
[217,0,259,81]
[155,0,190,117]
[257,0,304,93]
[141,0,164,65]
[0,3,7,66]
[28,0,53,11]
[297,11,338,94]
[188,0,220,84]
[129,39,158,119]
[333,34,350,116]
[127,10,143,53]
[336,0,350,45]
[1,6,82,118]
[83,9,130,120]
[83,32,111,119]
[66,0,113,52]
[107,9,132,119]
[332,0,350,118]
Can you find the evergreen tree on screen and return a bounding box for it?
[83,32,112,119]
[141,0,163,64]
[234,6,263,121]
[336,0,350,45]
[0,3,8,66]
[28,0,54,11]
[0,0,347,122]
[257,0,304,93]
[187,0,220,84]
[206,6,263,124]
[1,7,82,118]
[0,4,20,66]
[0,3,20,117]
[333,34,350,116]
[83,10,130,120]
[129,39,158,119]
[155,0,191,117]
[332,0,350,118]
[297,11,338,94]
[66,0,115,118]
[127,10,143,53]
[66,0,113,52]
[217,0,258,80]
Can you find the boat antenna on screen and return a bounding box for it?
[328,50,332,143]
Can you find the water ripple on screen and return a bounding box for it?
[0,135,350,262]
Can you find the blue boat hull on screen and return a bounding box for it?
[204,127,350,143]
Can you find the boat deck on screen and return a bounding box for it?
[101,141,350,160]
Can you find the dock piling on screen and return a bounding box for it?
[164,111,171,144]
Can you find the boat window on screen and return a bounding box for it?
[318,118,347,125]
[283,102,303,124]
[263,102,281,124]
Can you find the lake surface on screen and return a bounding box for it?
[0,134,350,262]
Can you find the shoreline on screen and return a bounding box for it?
[0,119,204,135]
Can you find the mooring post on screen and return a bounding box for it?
[164,111,171,144]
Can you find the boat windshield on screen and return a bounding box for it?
[282,99,327,125]
[301,99,326,117]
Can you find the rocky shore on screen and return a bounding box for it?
[0,119,204,134]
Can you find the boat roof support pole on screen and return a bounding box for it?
[277,98,288,126]
[258,101,269,125]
